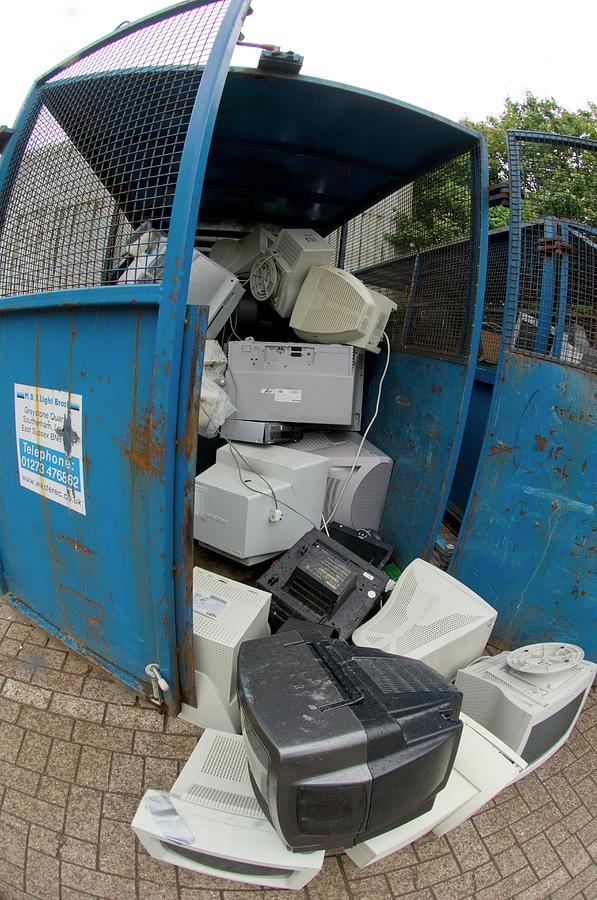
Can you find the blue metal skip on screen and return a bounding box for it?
[0,1,488,702]
[451,351,597,658]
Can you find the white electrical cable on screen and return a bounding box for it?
[322,332,391,528]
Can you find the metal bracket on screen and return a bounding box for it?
[488,182,510,207]
[538,236,572,256]
[144,663,170,706]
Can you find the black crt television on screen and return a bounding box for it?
[237,631,463,851]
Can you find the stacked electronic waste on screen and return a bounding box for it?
[128,224,596,889]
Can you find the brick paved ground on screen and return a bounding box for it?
[0,595,596,900]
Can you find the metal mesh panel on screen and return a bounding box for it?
[504,133,597,371]
[336,153,476,361]
[481,229,509,333]
[0,1,229,298]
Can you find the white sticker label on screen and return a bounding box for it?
[14,384,86,516]
[274,389,302,403]
[193,590,228,619]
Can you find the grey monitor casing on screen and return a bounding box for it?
[290,431,392,531]
[220,419,303,445]
[225,341,364,429]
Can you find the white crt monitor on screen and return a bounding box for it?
[290,265,397,353]
[346,713,526,868]
[351,559,497,681]
[210,226,277,277]
[178,568,271,733]
[455,643,596,774]
[249,228,335,318]
[194,443,329,566]
[291,431,392,531]
[132,730,324,890]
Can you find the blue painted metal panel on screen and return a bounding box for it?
[366,354,472,566]
[447,371,495,522]
[450,351,597,659]
[0,0,249,710]
[362,144,489,565]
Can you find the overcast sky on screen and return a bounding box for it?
[1,0,595,128]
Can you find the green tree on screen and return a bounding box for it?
[388,94,597,251]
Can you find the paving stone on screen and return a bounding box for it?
[579,819,597,850]
[18,705,75,740]
[546,772,583,814]
[17,644,66,670]
[16,728,52,771]
[63,653,92,675]
[472,795,531,837]
[0,856,25,890]
[0,809,29,868]
[0,637,24,656]
[50,691,106,722]
[139,882,184,900]
[567,728,593,758]
[0,656,36,682]
[413,832,451,862]
[28,823,61,857]
[58,834,99,868]
[446,819,490,871]
[384,866,418,897]
[31,667,85,695]
[25,847,60,900]
[346,873,391,898]
[511,800,563,842]
[72,719,134,752]
[64,784,103,842]
[430,870,476,899]
[104,702,165,732]
[109,751,145,794]
[536,745,578,781]
[143,755,180,791]
[3,787,65,831]
[0,758,42,795]
[99,818,136,877]
[557,835,593,877]
[548,807,594,847]
[494,843,527,877]
[76,744,113,790]
[102,791,141,822]
[474,864,538,899]
[564,753,597,787]
[0,694,21,723]
[0,719,25,761]
[178,891,221,900]
[412,852,460,889]
[137,844,178,884]
[516,774,552,811]
[82,676,137,704]
[6,622,49,646]
[38,774,71,806]
[523,832,563,878]
[133,731,199,759]
[472,860,501,891]
[165,714,202,734]
[515,866,572,899]
[550,864,597,900]
[61,860,137,899]
[46,737,81,781]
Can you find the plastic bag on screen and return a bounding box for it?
[198,375,236,438]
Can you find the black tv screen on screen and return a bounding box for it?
[238,631,463,851]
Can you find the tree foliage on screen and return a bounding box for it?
[388,94,597,252]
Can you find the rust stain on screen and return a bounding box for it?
[57,535,94,555]
[582,460,588,473]
[431,384,443,394]
[554,465,570,481]
[551,501,559,512]
[63,585,102,609]
[124,412,166,476]
[534,434,547,452]
[488,442,514,455]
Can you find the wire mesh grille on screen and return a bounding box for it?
[334,153,476,361]
[0,1,229,298]
[505,133,597,372]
